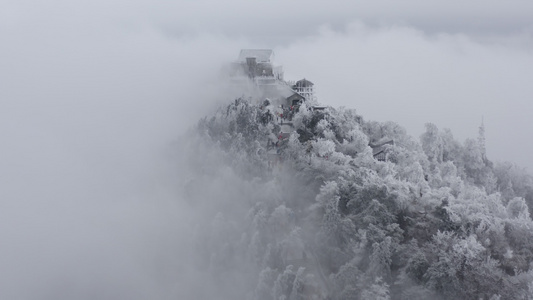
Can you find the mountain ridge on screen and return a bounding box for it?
[182,96,533,299]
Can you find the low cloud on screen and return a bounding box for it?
[1,1,533,298]
[279,22,533,170]
[0,7,246,298]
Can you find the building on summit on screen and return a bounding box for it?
[292,79,314,102]
[230,49,284,85]
[228,49,314,107]
[229,49,389,163]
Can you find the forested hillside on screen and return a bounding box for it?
[179,98,533,299]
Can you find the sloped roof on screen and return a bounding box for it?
[372,147,385,156]
[294,78,314,87]
[278,85,301,98]
[238,49,274,63]
[369,138,394,148]
[256,85,304,106]
[260,84,302,100]
[370,138,394,156]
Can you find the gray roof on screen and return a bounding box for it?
[295,78,314,87]
[238,49,274,63]
[260,84,303,101]
[370,138,394,148]
[372,147,385,156]
[370,139,394,156]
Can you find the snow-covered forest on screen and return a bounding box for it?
[176,98,533,300]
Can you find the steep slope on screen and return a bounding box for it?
[178,97,533,300]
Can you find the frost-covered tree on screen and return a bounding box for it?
[361,277,390,300]
[421,123,444,165]
[184,97,533,299]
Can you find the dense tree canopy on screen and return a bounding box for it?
[184,98,533,299]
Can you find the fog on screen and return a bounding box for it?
[278,22,533,170]
[1,0,533,298]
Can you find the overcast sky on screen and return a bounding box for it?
[1,0,533,298]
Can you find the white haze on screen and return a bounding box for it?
[278,22,533,170]
[1,0,533,298]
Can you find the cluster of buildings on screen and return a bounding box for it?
[229,49,392,162]
[228,49,315,107]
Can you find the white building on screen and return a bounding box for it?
[230,49,284,85]
[228,49,314,106]
[292,78,315,102]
